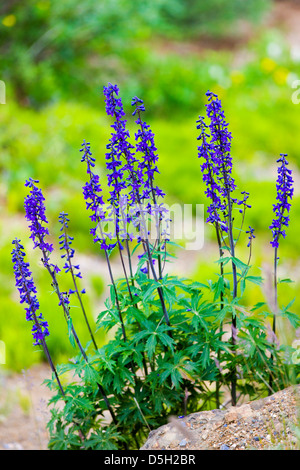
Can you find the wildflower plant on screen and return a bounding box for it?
[11,84,300,450]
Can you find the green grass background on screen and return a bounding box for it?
[1,0,300,370]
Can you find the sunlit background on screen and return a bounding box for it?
[0,0,300,371]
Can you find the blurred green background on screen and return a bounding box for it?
[1,0,300,371]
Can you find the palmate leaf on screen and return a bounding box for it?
[213,275,226,301]
[62,390,95,424]
[231,256,249,272]
[280,299,300,328]
[83,363,101,386]
[48,429,71,450]
[133,320,174,357]
[94,347,117,374]
[158,351,195,388]
[200,342,211,369]
[126,305,146,324]
[245,275,263,285]
[215,255,231,266]
[67,317,76,349]
[278,278,294,284]
[159,365,183,389]
[84,427,124,450]
[112,365,135,393]
[162,286,177,307]
[146,334,157,358]
[142,280,162,303]
[188,280,210,290]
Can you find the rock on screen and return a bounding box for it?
[140,385,300,450]
[225,410,238,424]
[220,444,231,450]
[2,442,23,450]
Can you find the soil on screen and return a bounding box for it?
[0,364,299,451]
[0,364,53,450]
[141,385,300,451]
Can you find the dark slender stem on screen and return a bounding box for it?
[38,236,118,425]
[204,151,226,408]
[121,239,149,376]
[126,238,134,286]
[211,100,238,406]
[136,109,163,279]
[236,242,252,286]
[116,235,134,302]
[104,248,127,343]
[63,225,98,350]
[215,223,224,409]
[110,103,169,326]
[269,246,278,394]
[144,237,170,329]
[273,246,278,334]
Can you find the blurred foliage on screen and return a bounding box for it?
[0,0,270,111]
[1,0,300,371]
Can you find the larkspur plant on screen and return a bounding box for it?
[11,84,300,450]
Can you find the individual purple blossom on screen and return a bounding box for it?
[11,238,49,346]
[246,226,255,248]
[58,212,84,294]
[138,253,155,274]
[237,191,251,214]
[269,154,294,249]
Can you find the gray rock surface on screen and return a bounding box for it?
[141,385,300,450]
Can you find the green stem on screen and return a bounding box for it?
[63,225,98,350]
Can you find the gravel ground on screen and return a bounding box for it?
[141,385,300,451]
[0,364,299,451]
[0,364,52,450]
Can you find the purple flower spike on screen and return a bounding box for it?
[24,178,53,254]
[11,238,49,346]
[103,83,135,206]
[81,140,117,251]
[270,154,294,249]
[132,96,164,204]
[197,91,248,233]
[59,212,83,279]
[197,114,227,231]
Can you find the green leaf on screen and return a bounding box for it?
[67,317,76,349]
[245,275,263,285]
[146,334,157,358]
[142,281,161,302]
[231,256,249,271]
[84,363,100,386]
[189,281,209,290]
[240,277,246,296]
[215,256,231,266]
[200,342,210,368]
[213,276,225,301]
[278,278,294,284]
